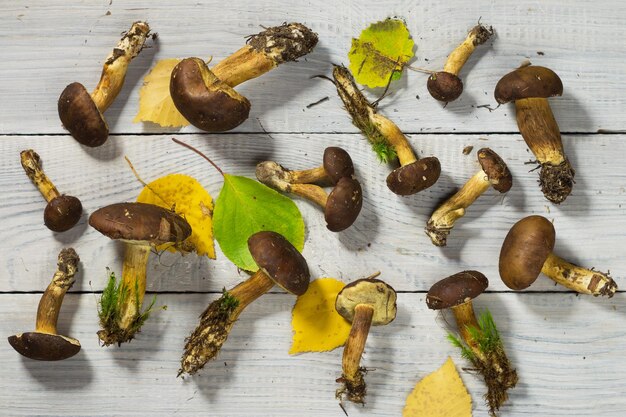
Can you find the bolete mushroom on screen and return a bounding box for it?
[256,147,363,231]
[335,273,397,404]
[170,23,318,132]
[8,248,81,361]
[426,271,517,416]
[427,23,494,102]
[494,65,574,203]
[333,65,441,195]
[58,21,151,147]
[499,215,617,296]
[20,149,83,232]
[426,148,512,246]
[89,202,191,345]
[180,231,310,376]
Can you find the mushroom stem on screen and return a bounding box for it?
[541,252,617,297]
[255,162,330,207]
[90,21,151,112]
[443,24,493,76]
[288,166,329,184]
[211,46,276,87]
[338,303,374,404]
[515,97,574,204]
[288,183,329,207]
[35,248,80,335]
[180,270,275,375]
[371,113,418,166]
[20,150,61,203]
[117,243,151,330]
[426,170,491,246]
[450,302,481,355]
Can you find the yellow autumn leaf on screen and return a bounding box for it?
[289,278,351,354]
[403,357,472,417]
[137,173,215,258]
[133,58,190,127]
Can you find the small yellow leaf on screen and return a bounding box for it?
[136,173,215,258]
[403,357,472,417]
[134,58,190,127]
[289,278,351,354]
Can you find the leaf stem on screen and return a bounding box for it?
[171,137,224,177]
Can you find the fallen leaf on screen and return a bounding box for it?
[349,18,415,88]
[403,357,472,417]
[137,173,215,258]
[213,174,304,271]
[133,58,190,127]
[290,278,351,354]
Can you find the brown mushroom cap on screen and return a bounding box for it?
[427,72,463,103]
[324,177,362,232]
[58,82,109,147]
[426,270,489,310]
[477,148,513,193]
[8,332,81,361]
[44,195,83,232]
[499,215,556,290]
[386,156,441,196]
[323,147,355,184]
[335,278,397,325]
[248,231,310,295]
[494,65,563,104]
[89,202,191,245]
[170,58,251,132]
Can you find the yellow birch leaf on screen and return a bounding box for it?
[403,357,472,417]
[134,58,190,127]
[136,173,215,258]
[289,278,351,354]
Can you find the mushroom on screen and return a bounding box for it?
[58,21,151,147]
[20,150,83,232]
[499,215,617,296]
[335,273,397,404]
[8,248,81,361]
[426,271,517,416]
[256,147,363,231]
[427,23,494,102]
[426,148,512,246]
[180,231,310,376]
[333,65,441,195]
[494,65,574,204]
[89,202,191,345]
[170,23,318,132]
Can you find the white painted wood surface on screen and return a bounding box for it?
[1,1,625,416]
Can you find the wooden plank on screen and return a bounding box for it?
[1,293,625,416]
[1,0,625,134]
[2,133,624,293]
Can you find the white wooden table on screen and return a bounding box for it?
[2,1,625,415]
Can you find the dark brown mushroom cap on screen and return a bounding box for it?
[426,270,489,310]
[477,148,512,193]
[323,147,355,184]
[170,58,251,132]
[335,278,397,325]
[427,72,463,102]
[494,65,563,104]
[324,177,362,232]
[89,202,191,245]
[386,156,441,196]
[499,215,556,290]
[248,231,310,295]
[44,195,83,232]
[58,82,109,147]
[8,332,81,361]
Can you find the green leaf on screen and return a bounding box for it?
[213,174,305,271]
[349,18,415,88]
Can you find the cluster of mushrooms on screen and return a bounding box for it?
[9,19,618,417]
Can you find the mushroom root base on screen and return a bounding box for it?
[538,159,575,204]
[336,368,368,405]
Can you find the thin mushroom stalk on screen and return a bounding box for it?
[428,23,493,102]
[542,253,616,296]
[20,150,83,232]
[8,248,82,361]
[333,65,441,195]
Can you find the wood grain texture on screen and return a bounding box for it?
[2,134,624,293]
[1,293,625,416]
[1,0,625,134]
